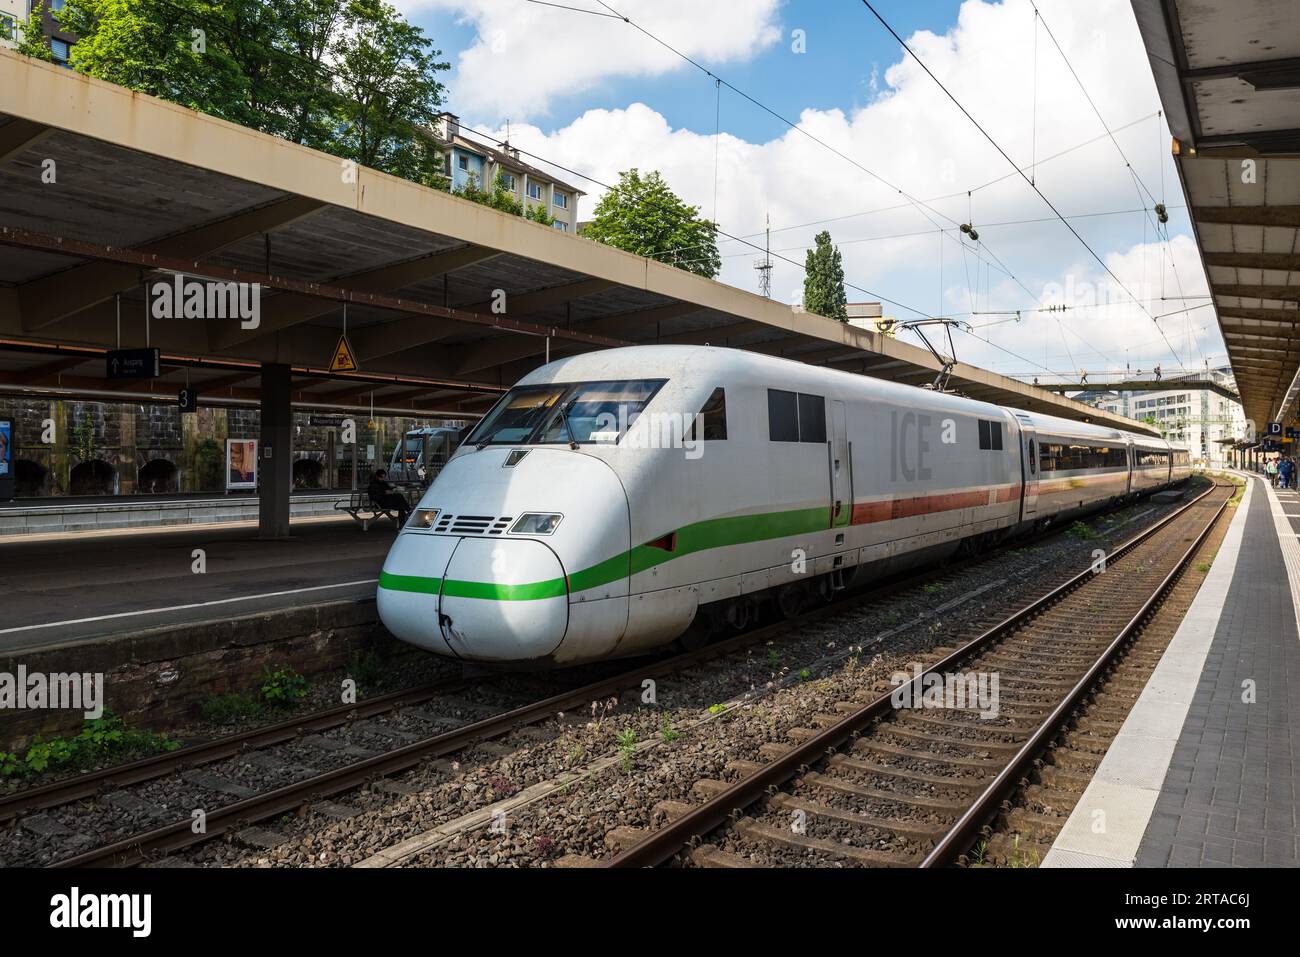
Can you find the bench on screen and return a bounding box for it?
[334,490,400,531]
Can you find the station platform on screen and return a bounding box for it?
[1045,473,1300,868]
[0,514,397,653]
[0,490,350,537]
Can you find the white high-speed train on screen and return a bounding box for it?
[377,346,1189,667]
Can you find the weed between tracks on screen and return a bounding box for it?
[0,713,178,779]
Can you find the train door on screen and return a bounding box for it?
[829,400,852,527]
[1015,414,1039,519]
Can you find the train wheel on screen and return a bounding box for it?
[724,596,756,632]
[776,582,804,620]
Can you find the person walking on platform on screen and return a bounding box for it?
[1267,458,1279,487]
[1284,456,1297,491]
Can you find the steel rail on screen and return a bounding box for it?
[603,482,1227,868]
[0,676,472,823]
[920,486,1231,865]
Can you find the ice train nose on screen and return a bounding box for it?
[437,537,569,662]
[377,533,569,663]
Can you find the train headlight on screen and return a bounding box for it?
[511,512,563,535]
[408,508,440,529]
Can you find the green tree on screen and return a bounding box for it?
[525,197,555,227]
[455,172,523,216]
[58,0,249,119]
[13,0,56,61]
[803,230,848,320]
[56,0,449,186]
[584,169,720,278]
[330,0,449,186]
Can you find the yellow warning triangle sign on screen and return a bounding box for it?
[329,333,358,373]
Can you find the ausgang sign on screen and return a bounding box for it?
[106,348,160,380]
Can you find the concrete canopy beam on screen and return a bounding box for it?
[213,243,503,351]
[449,302,702,376]
[1194,205,1300,227]
[1213,284,1300,301]
[18,195,325,332]
[0,118,52,163]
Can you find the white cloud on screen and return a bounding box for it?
[461,0,1219,377]
[411,0,782,120]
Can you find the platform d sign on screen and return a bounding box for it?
[330,334,358,373]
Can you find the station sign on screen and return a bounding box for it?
[106,348,160,380]
[177,387,198,413]
[1266,421,1283,436]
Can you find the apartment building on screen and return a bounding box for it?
[0,0,25,47]
[0,0,75,64]
[432,112,583,233]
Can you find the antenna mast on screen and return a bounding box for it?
[754,212,773,298]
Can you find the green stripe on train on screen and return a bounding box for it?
[378,504,832,601]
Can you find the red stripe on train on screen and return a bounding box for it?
[850,484,1020,525]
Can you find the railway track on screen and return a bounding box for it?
[603,481,1234,868]
[0,485,1210,868]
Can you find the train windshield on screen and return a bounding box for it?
[469,379,667,447]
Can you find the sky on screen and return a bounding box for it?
[391,0,1221,383]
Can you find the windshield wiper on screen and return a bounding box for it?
[558,399,580,449]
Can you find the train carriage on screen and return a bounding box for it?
[378,346,1186,667]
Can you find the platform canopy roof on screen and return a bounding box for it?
[0,51,1153,431]
[1132,0,1300,433]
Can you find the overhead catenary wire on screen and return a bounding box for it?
[856,0,1188,373]
[1027,1,1205,369]
[527,0,1163,373]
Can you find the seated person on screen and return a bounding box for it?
[366,468,410,526]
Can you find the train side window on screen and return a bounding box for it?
[1028,439,1036,473]
[990,421,1003,450]
[768,389,799,442]
[798,393,826,443]
[978,420,991,449]
[691,388,728,441]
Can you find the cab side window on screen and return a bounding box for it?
[690,388,728,441]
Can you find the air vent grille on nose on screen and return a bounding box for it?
[433,515,516,535]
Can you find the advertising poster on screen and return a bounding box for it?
[225,438,258,490]
[0,420,11,477]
